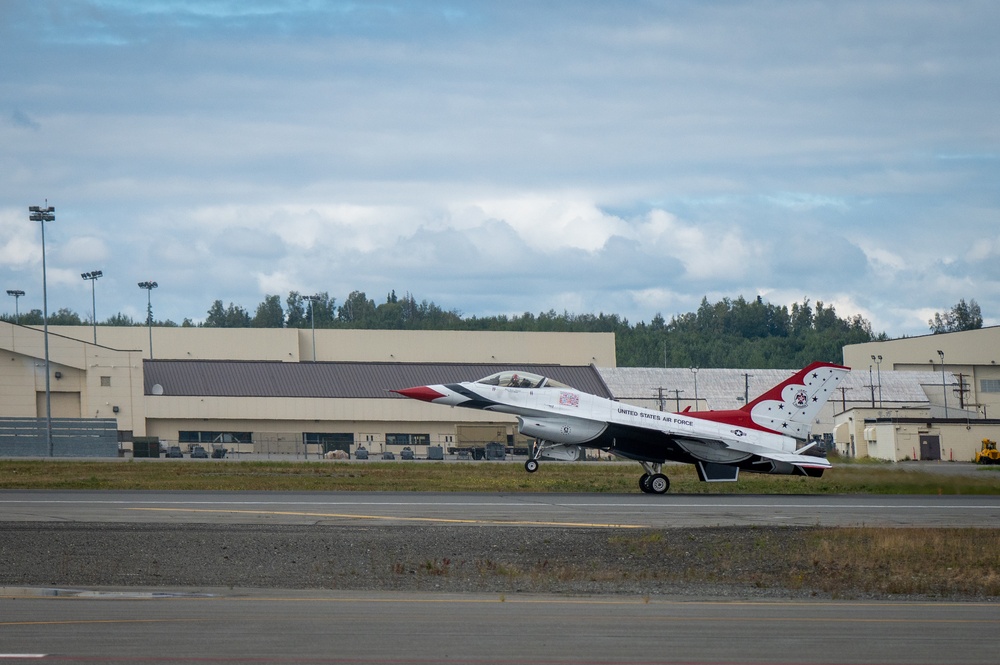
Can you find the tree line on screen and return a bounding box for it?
[0,291,983,368]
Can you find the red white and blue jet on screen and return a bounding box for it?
[394,362,850,493]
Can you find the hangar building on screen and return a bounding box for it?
[840,327,1000,462]
[0,322,614,457]
[3,321,996,462]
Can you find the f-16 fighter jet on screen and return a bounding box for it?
[394,362,849,493]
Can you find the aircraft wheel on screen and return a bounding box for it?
[639,473,652,493]
[649,473,670,494]
[525,459,539,473]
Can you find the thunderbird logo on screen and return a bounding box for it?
[793,390,809,408]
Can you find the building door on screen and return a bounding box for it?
[919,435,941,461]
[36,391,81,418]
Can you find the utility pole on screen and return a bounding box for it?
[837,386,853,412]
[743,372,753,405]
[954,373,969,410]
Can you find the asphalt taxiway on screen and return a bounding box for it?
[2,489,999,527]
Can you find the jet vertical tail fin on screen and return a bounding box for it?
[742,362,850,438]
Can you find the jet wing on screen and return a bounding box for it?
[753,450,832,469]
[721,436,832,469]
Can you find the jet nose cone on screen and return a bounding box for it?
[392,386,446,402]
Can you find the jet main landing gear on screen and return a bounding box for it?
[638,462,670,494]
[525,440,542,473]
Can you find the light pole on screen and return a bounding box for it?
[29,203,55,456]
[6,289,25,323]
[138,281,158,359]
[690,367,699,409]
[868,365,875,407]
[303,294,321,361]
[870,354,882,408]
[81,270,103,344]
[937,349,948,418]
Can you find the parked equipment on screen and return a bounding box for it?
[975,439,999,465]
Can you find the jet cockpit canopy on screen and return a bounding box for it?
[475,371,570,389]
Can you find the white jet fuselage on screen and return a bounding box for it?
[395,363,849,490]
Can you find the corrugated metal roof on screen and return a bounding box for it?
[143,361,612,399]
[598,367,951,409]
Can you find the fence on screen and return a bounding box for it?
[0,417,119,457]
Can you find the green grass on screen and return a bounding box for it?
[1,458,999,493]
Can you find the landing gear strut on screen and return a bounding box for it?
[638,462,670,494]
[525,440,541,473]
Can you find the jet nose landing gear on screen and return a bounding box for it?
[639,463,670,494]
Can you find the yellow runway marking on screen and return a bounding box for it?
[129,507,648,528]
[1,618,201,627]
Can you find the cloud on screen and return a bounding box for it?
[0,1,997,338]
[0,208,39,270]
[8,109,40,130]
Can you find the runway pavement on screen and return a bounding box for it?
[2,587,998,664]
[3,491,999,664]
[2,490,1000,527]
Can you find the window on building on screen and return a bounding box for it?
[386,433,430,446]
[982,380,1000,393]
[303,432,354,453]
[179,431,253,444]
[100,376,111,387]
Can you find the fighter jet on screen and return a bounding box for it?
[393,362,849,493]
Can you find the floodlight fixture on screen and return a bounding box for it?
[303,294,322,362]
[937,350,948,418]
[870,354,883,407]
[138,281,158,359]
[690,367,699,408]
[6,289,25,324]
[30,202,55,455]
[81,270,103,344]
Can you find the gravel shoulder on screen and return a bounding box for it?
[1,522,991,601]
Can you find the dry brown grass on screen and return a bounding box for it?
[802,527,1000,597]
[603,527,1000,598]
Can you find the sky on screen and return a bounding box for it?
[1,1,998,338]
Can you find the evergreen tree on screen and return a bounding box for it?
[104,312,136,326]
[203,300,251,327]
[49,308,83,325]
[285,292,307,328]
[252,295,285,328]
[929,298,983,333]
[340,291,376,326]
